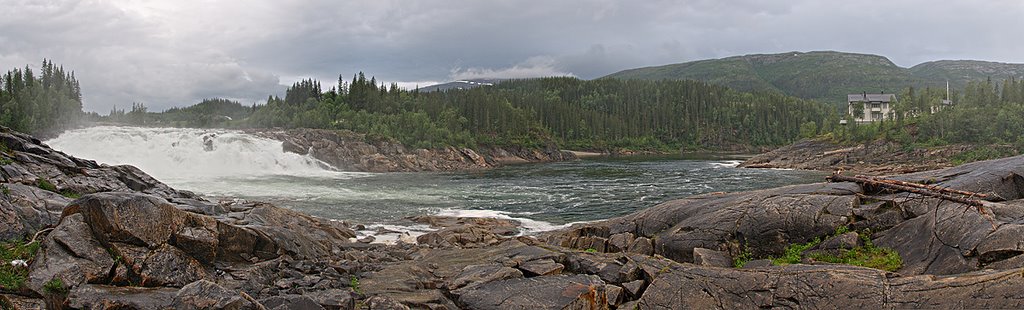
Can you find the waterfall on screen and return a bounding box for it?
[45,126,350,182]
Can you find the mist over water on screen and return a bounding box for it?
[46,126,825,235]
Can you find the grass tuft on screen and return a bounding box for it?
[740,226,903,272]
[43,278,67,294]
[0,239,40,291]
[808,233,902,272]
[35,178,57,192]
[732,246,753,268]
[349,276,361,294]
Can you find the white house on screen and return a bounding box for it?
[848,93,897,123]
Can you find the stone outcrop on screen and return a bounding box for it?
[739,138,980,175]
[257,128,576,172]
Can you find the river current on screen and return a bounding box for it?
[46,126,824,240]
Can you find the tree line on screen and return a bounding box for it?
[0,60,83,136]
[165,74,835,151]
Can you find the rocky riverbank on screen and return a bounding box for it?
[739,138,977,175]
[256,128,576,172]
[3,126,1024,308]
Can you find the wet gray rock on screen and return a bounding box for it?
[447,264,524,291]
[692,247,732,267]
[0,293,47,310]
[606,232,634,253]
[259,294,324,310]
[625,237,653,256]
[637,263,1024,309]
[413,215,520,248]
[365,296,410,310]
[304,289,355,310]
[620,280,645,299]
[67,284,179,310]
[454,274,607,310]
[27,213,114,294]
[171,280,261,310]
[518,259,564,276]
[741,259,773,269]
[605,284,624,306]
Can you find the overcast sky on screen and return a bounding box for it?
[2,0,1023,112]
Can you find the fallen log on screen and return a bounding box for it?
[827,173,997,228]
[827,174,988,208]
[852,175,990,199]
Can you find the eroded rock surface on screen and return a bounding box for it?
[739,138,980,175]
[258,128,576,172]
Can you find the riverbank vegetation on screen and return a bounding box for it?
[829,78,1024,162]
[0,60,84,136]
[116,73,835,151]
[0,239,40,291]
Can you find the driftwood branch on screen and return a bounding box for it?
[851,175,990,199]
[827,174,988,208]
[828,173,998,229]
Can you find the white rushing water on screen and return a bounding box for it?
[45,126,365,183]
[45,126,824,243]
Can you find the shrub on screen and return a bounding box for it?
[36,178,57,192]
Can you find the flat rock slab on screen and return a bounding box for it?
[455,274,607,310]
[518,259,564,276]
[637,263,1024,309]
[692,247,732,267]
[68,284,180,310]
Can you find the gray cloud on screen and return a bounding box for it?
[1,0,1022,112]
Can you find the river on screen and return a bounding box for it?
[46,126,824,240]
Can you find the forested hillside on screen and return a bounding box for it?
[604,51,1024,104]
[131,74,835,151]
[0,60,83,136]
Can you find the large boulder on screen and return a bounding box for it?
[27,213,114,294]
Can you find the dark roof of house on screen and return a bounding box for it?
[848,93,896,102]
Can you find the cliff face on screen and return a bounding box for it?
[5,126,1024,309]
[257,128,577,172]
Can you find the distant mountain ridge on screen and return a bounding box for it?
[603,51,1024,103]
[416,79,504,92]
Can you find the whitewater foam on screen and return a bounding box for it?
[45,126,368,183]
[434,209,587,234]
[710,160,743,168]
